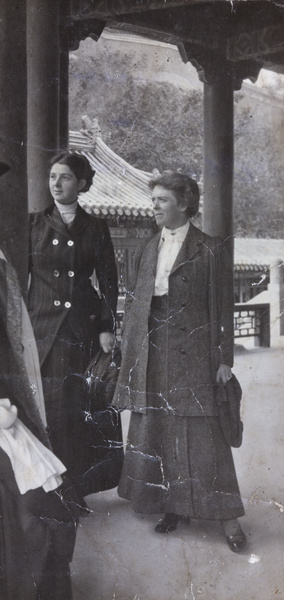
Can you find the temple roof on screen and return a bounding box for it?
[70,127,283,271]
[234,238,284,271]
[70,129,154,219]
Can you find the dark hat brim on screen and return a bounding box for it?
[0,162,11,177]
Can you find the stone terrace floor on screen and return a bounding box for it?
[72,346,284,600]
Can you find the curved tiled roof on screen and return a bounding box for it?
[70,130,283,271]
[234,238,283,269]
[70,130,154,219]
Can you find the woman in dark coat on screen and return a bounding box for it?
[28,152,118,494]
[113,171,246,552]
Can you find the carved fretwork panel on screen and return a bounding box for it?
[228,25,284,61]
[110,225,155,295]
[114,247,128,295]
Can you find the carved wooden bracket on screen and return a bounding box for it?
[63,18,106,50]
[178,42,263,91]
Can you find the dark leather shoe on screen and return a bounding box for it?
[155,513,181,533]
[226,531,247,552]
[221,518,246,552]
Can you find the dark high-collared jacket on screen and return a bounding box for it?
[28,203,118,366]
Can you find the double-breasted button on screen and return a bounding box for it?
[181,276,187,282]
[68,271,74,278]
[181,301,186,307]
[53,270,60,277]
[64,301,71,308]
[67,240,74,247]
[180,349,186,354]
[52,239,59,245]
[54,300,61,306]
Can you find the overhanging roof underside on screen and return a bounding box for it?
[70,0,284,19]
[69,1,284,73]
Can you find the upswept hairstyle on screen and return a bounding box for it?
[149,172,199,218]
[49,152,95,193]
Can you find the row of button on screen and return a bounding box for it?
[53,270,74,278]
[52,239,74,247]
[54,300,71,308]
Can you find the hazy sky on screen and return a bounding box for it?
[246,69,284,97]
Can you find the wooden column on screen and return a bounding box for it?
[27,0,61,212]
[59,0,70,151]
[202,71,234,262]
[0,0,28,289]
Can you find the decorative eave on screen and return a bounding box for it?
[65,1,284,85]
[234,264,269,272]
[234,238,284,271]
[69,124,154,220]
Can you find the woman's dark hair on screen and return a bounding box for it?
[49,152,95,193]
[149,172,199,218]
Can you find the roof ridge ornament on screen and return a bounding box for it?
[80,115,102,146]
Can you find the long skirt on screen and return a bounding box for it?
[118,411,244,520]
[41,319,100,482]
[118,297,244,520]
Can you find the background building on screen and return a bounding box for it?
[70,123,284,348]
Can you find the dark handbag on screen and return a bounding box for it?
[82,345,124,494]
[216,374,243,448]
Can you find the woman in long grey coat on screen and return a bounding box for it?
[28,152,118,495]
[113,171,246,552]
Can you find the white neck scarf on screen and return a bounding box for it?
[55,199,78,225]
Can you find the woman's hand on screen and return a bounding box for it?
[99,332,115,354]
[216,363,232,385]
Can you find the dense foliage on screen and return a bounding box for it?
[69,39,284,238]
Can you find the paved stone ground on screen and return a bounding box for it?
[72,347,284,600]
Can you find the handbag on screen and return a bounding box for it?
[82,345,124,494]
[215,374,243,448]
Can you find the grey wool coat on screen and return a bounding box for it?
[113,223,234,417]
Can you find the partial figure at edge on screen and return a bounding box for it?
[0,160,79,600]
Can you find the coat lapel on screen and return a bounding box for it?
[45,204,70,238]
[170,223,206,275]
[69,204,91,238]
[135,232,161,302]
[44,203,90,239]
